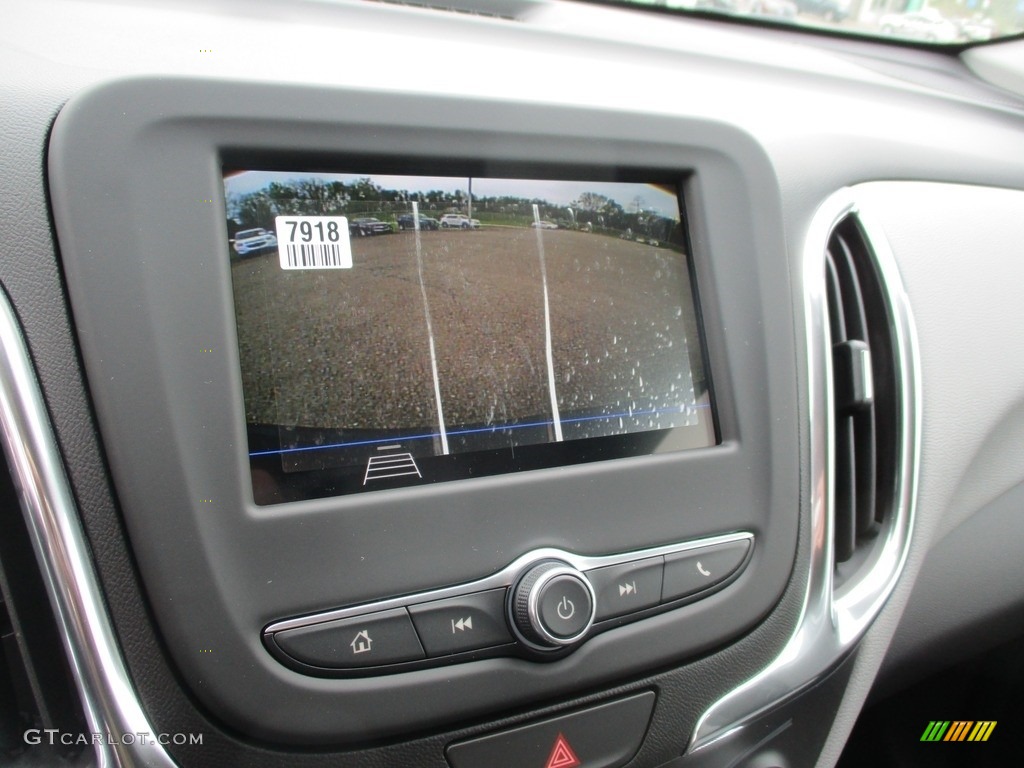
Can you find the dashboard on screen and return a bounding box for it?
[1,1,1023,767]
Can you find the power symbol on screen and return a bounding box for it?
[556,596,576,621]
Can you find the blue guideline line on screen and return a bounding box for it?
[250,402,712,458]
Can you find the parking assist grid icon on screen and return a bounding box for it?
[363,445,422,485]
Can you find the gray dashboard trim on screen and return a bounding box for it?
[0,287,178,768]
[687,187,921,751]
[963,38,1024,100]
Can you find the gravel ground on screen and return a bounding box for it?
[230,227,703,452]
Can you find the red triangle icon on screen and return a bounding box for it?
[544,733,581,768]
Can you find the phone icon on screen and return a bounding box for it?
[696,561,711,577]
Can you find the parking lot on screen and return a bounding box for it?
[231,226,702,456]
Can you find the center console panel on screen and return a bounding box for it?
[48,77,800,745]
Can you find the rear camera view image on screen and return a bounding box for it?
[225,171,714,503]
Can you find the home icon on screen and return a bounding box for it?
[350,630,373,655]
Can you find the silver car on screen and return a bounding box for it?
[232,228,278,255]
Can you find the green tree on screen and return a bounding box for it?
[573,192,611,211]
[228,191,276,230]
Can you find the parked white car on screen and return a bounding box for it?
[232,228,277,256]
[879,9,960,43]
[439,213,480,229]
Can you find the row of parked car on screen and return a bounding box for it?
[231,214,484,255]
[691,0,995,42]
[352,213,483,234]
[878,8,994,43]
[694,0,847,22]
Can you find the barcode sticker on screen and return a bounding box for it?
[275,216,353,270]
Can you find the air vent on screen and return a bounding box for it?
[682,188,920,753]
[825,217,900,567]
[0,453,86,763]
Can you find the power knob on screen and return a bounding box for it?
[510,561,596,650]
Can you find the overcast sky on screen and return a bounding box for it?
[224,170,681,219]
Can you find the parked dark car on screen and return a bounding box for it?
[396,213,440,230]
[348,217,393,236]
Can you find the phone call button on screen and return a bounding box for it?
[662,540,751,602]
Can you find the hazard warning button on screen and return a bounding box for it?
[445,691,654,768]
[545,733,581,768]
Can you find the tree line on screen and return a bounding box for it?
[227,177,681,245]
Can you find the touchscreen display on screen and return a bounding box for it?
[224,171,715,504]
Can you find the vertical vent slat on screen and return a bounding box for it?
[826,218,894,566]
[833,235,878,539]
[826,253,857,563]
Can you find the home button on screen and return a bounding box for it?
[272,607,425,669]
